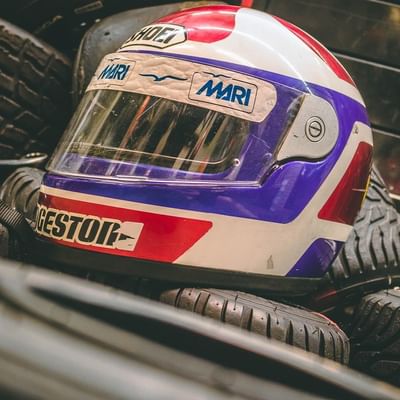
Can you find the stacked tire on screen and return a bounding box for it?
[314,167,400,311]
[350,289,400,385]
[0,20,71,162]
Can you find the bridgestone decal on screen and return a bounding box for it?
[35,205,143,251]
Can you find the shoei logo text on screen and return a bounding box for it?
[189,72,257,113]
[35,205,143,251]
[98,63,131,81]
[121,23,186,49]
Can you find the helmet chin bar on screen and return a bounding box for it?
[276,94,339,162]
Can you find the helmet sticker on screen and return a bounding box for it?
[189,72,257,114]
[87,52,276,122]
[95,58,135,86]
[35,205,144,251]
[120,23,187,49]
[36,188,213,263]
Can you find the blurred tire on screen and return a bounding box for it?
[0,167,43,260]
[0,167,44,222]
[350,289,400,385]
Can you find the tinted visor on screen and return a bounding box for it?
[50,89,250,176]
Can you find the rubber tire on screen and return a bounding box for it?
[0,19,71,159]
[0,167,43,260]
[160,288,350,364]
[313,166,400,310]
[0,167,44,222]
[349,289,400,385]
[0,223,20,259]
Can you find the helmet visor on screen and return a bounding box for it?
[49,89,251,176]
[49,52,282,183]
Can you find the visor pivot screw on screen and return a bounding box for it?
[233,158,241,167]
[305,117,325,142]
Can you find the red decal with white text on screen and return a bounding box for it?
[36,193,212,263]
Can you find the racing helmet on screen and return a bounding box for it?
[35,5,373,294]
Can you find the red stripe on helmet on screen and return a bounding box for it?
[274,16,355,86]
[37,193,212,263]
[156,5,239,43]
[318,141,372,225]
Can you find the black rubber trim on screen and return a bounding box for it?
[33,237,321,297]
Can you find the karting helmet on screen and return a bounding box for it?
[35,5,373,293]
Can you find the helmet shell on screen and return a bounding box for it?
[35,5,373,292]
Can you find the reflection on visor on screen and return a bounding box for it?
[50,90,250,176]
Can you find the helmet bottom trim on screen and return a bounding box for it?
[34,238,321,297]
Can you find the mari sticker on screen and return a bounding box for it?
[87,52,277,122]
[94,57,135,86]
[189,72,257,114]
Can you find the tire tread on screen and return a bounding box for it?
[160,288,350,363]
[316,166,400,308]
[0,19,71,158]
[350,289,400,384]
